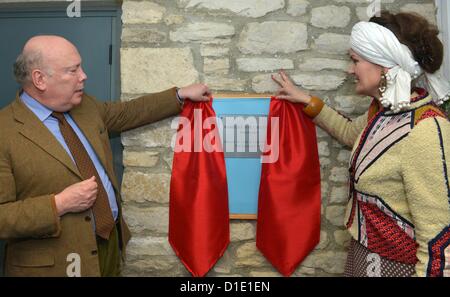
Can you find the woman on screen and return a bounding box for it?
[272,11,450,277]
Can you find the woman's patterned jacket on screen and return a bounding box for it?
[310,89,450,277]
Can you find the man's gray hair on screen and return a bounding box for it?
[13,50,43,86]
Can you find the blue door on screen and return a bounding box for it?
[0,3,122,276]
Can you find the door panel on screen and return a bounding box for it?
[0,6,122,276]
[0,16,112,107]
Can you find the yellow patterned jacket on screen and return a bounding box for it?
[310,89,450,277]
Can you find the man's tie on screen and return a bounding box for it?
[52,112,115,240]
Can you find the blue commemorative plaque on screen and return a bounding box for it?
[212,94,272,219]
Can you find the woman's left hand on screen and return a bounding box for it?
[272,70,312,104]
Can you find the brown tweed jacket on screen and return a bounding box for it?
[0,88,181,276]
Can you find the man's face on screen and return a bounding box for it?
[43,45,87,112]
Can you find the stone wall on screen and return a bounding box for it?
[119,0,437,276]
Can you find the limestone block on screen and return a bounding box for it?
[230,222,256,241]
[311,6,351,29]
[122,205,168,234]
[325,205,346,227]
[200,46,230,57]
[299,58,349,72]
[301,250,347,274]
[122,256,184,276]
[237,58,294,72]
[329,166,349,183]
[177,0,285,18]
[121,48,198,94]
[235,242,267,267]
[164,15,185,26]
[333,0,394,3]
[123,150,159,168]
[316,127,329,138]
[316,231,330,250]
[334,229,352,247]
[337,149,351,163]
[329,186,349,204]
[121,170,170,203]
[291,73,347,91]
[121,27,167,44]
[204,76,247,91]
[239,22,308,54]
[122,1,165,24]
[287,0,310,16]
[121,118,175,149]
[314,33,350,55]
[170,22,235,43]
[204,58,230,75]
[251,74,279,93]
[321,182,329,200]
[249,270,281,277]
[318,141,330,157]
[126,236,174,257]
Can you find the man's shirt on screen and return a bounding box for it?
[20,91,119,222]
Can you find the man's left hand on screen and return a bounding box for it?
[178,83,212,102]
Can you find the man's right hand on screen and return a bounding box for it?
[54,176,98,216]
[178,83,212,102]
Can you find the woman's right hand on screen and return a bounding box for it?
[272,70,312,104]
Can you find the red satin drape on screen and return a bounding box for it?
[169,100,230,277]
[256,98,321,276]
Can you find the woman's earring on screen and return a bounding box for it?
[378,71,390,108]
[379,72,387,95]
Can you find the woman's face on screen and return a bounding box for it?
[348,49,385,98]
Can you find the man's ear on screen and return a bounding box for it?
[31,69,47,91]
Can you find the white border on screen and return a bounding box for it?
[435,0,450,80]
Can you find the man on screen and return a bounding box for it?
[0,35,211,277]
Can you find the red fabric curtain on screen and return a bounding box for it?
[169,100,230,277]
[170,98,321,277]
[256,98,322,276]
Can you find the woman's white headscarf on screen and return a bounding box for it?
[350,21,450,112]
